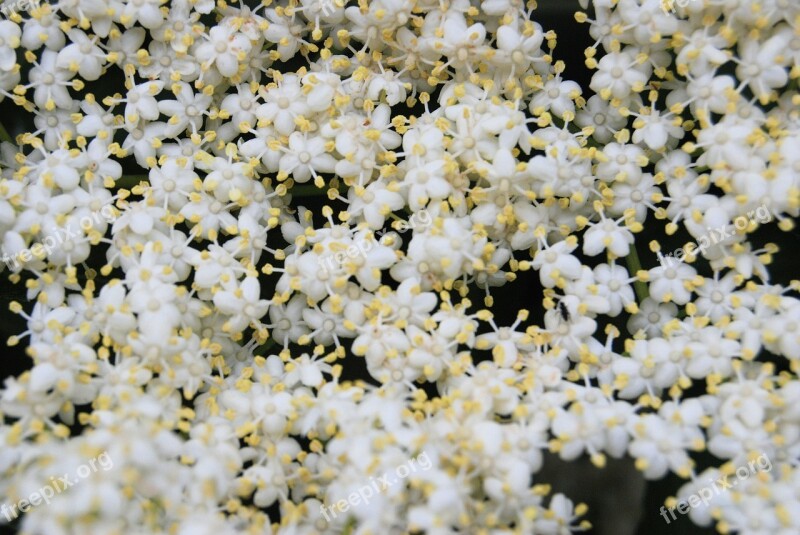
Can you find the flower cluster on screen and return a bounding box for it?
[0,0,797,533]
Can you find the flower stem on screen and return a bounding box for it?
[0,121,14,144]
[625,245,649,302]
[256,339,276,355]
[289,184,328,197]
[116,175,148,189]
[290,182,349,197]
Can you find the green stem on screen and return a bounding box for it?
[342,517,356,535]
[290,184,328,197]
[0,121,14,144]
[116,174,148,188]
[290,182,349,198]
[256,339,277,356]
[625,245,649,303]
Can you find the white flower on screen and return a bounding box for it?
[159,81,212,137]
[529,76,582,118]
[627,298,679,337]
[195,24,252,77]
[0,2,798,534]
[647,261,698,305]
[213,276,270,334]
[122,81,164,125]
[590,50,651,100]
[0,20,21,71]
[119,0,167,30]
[531,237,583,289]
[21,6,65,51]
[56,29,106,81]
[278,132,336,184]
[258,74,309,136]
[581,213,635,258]
[735,36,789,104]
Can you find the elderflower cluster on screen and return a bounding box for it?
[0,0,797,534]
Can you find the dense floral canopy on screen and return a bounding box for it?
[0,0,798,534]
